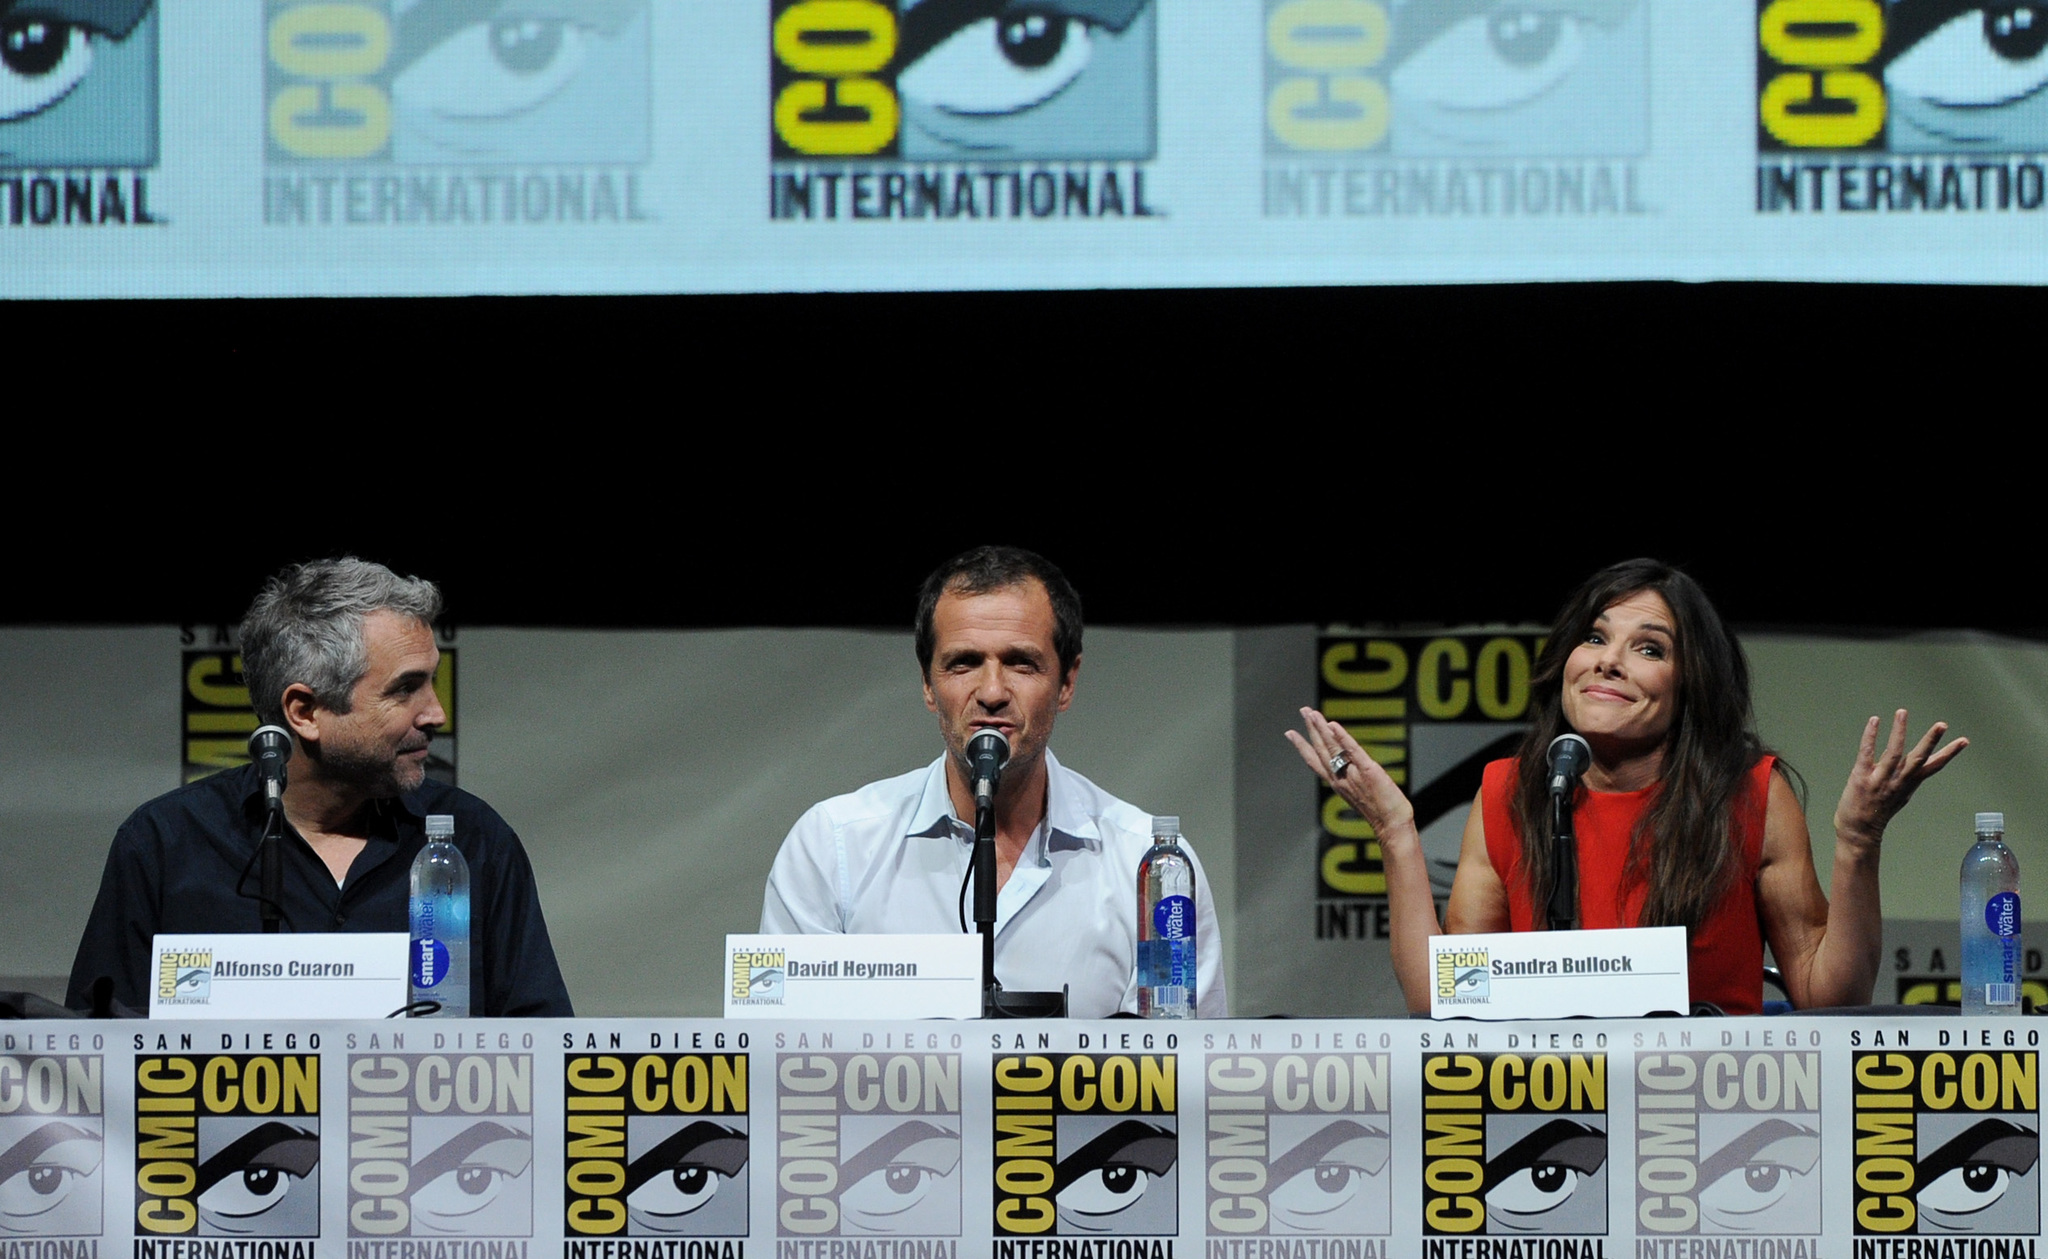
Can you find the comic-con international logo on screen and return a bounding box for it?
[1262,0,1648,219]
[1312,633,1543,943]
[563,1054,749,1239]
[768,0,1160,221]
[0,0,158,229]
[134,1054,320,1241]
[0,1052,103,1240]
[778,1052,961,1246]
[731,951,786,1008]
[1436,949,1490,1006]
[1758,0,2048,211]
[181,629,459,785]
[262,0,652,226]
[1635,1049,1822,1238]
[347,1053,533,1241]
[158,950,215,1007]
[1420,1053,1607,1244]
[991,1054,1178,1245]
[1852,1048,2039,1238]
[1205,1053,1391,1246]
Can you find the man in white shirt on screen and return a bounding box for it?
[759,546,1226,1018]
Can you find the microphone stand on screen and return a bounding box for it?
[1547,787,1577,933]
[972,773,1068,1020]
[260,793,284,934]
[974,790,1000,1014]
[248,725,294,935]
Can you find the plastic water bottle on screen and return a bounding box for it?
[1137,815,1196,1019]
[1962,811,2021,1017]
[409,814,471,1017]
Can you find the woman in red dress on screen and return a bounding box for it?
[1288,558,1967,1015]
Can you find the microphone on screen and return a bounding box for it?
[967,728,1010,807]
[249,725,293,804]
[1547,733,1591,797]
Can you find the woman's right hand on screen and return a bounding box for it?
[1288,706,1451,1012]
[1285,707,1418,843]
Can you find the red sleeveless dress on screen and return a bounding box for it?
[1480,756,1774,1016]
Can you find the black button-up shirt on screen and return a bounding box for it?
[66,763,573,1017]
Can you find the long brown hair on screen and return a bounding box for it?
[1510,559,1791,932]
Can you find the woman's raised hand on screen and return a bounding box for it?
[1285,707,1417,840]
[1835,710,1968,845]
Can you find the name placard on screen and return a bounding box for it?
[148,932,408,1019]
[1428,925,1689,1020]
[723,933,981,1019]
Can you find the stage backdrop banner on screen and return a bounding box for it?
[1,1013,2042,1258]
[5,1,2048,297]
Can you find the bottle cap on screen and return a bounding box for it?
[1151,816,1180,838]
[425,815,455,839]
[1976,812,2005,834]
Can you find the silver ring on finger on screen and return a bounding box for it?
[1330,753,1351,778]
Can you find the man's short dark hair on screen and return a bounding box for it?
[914,546,1083,678]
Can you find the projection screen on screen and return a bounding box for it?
[4,0,2042,297]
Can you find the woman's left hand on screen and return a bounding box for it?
[1834,709,1968,845]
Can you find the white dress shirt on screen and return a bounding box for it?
[760,749,1227,1018]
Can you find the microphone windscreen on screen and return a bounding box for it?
[248,725,293,761]
[1540,732,1589,761]
[1547,733,1591,778]
[968,728,1010,768]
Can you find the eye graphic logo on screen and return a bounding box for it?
[1757,0,2048,209]
[392,0,647,164]
[731,951,786,1007]
[264,0,651,225]
[135,1056,321,1239]
[158,951,214,1007]
[1852,1050,2040,1237]
[1757,0,2048,152]
[1635,1051,1822,1237]
[1887,1,2048,150]
[777,1053,962,1239]
[1262,0,1652,218]
[897,0,1154,160]
[1437,951,1492,1005]
[771,0,1154,161]
[0,1056,103,1239]
[992,1054,1178,1238]
[196,1121,321,1238]
[348,1055,535,1239]
[1262,0,1647,218]
[267,0,647,163]
[564,1054,749,1238]
[1206,1054,1391,1238]
[768,0,1161,220]
[0,0,155,169]
[1422,1053,1608,1237]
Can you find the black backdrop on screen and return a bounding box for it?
[15,280,2022,636]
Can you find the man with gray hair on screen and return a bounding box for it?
[67,558,572,1016]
